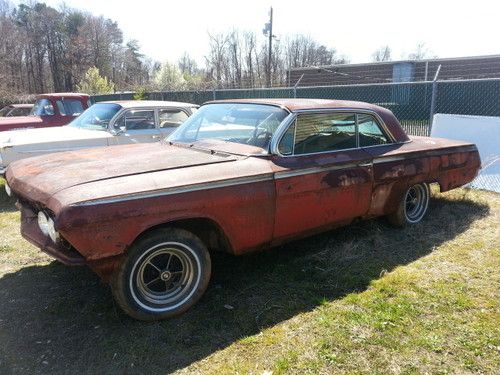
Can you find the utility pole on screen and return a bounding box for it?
[263,7,274,87]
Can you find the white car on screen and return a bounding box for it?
[0,100,198,175]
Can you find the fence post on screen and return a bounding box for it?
[212,88,216,101]
[428,64,441,135]
[293,74,304,98]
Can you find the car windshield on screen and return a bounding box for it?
[167,103,289,151]
[68,103,122,131]
[30,99,54,116]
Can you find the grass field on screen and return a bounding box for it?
[0,178,498,374]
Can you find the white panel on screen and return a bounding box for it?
[431,113,500,193]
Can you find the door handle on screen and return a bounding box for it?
[358,162,373,167]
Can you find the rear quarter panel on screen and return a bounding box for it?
[365,136,480,216]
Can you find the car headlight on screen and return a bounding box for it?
[37,211,60,242]
[4,181,11,197]
[47,217,60,243]
[37,211,49,236]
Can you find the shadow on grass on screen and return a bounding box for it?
[0,193,489,374]
[0,179,17,213]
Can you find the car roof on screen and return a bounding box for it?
[97,100,198,109]
[206,98,410,143]
[37,93,90,99]
[207,98,389,113]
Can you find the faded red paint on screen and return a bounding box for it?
[5,99,481,281]
[0,93,90,132]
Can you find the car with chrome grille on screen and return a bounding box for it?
[4,99,481,320]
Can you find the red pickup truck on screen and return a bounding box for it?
[0,93,90,132]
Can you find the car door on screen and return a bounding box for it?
[157,108,191,138]
[112,108,161,144]
[356,113,401,217]
[272,111,374,240]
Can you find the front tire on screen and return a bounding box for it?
[387,183,430,227]
[111,228,211,321]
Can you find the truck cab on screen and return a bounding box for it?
[0,93,90,132]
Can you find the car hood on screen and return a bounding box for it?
[6,142,241,207]
[0,126,110,147]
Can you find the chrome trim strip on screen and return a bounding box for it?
[373,156,406,164]
[355,113,360,148]
[71,174,274,207]
[270,108,397,157]
[269,112,297,155]
[71,143,477,206]
[18,145,111,154]
[291,108,397,143]
[372,145,478,164]
[275,162,363,179]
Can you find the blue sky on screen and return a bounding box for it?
[36,0,500,65]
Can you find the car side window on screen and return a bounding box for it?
[158,109,188,128]
[278,121,296,155]
[10,108,25,116]
[56,100,84,116]
[358,114,390,146]
[114,110,156,130]
[291,113,357,155]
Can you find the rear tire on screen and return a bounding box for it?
[111,227,211,321]
[387,183,430,227]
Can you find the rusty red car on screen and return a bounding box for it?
[0,93,90,132]
[5,99,480,320]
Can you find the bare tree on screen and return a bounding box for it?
[408,43,436,60]
[243,32,256,87]
[0,1,151,96]
[0,2,350,96]
[372,45,392,62]
[228,30,242,88]
[283,35,346,69]
[205,32,230,87]
[178,52,198,76]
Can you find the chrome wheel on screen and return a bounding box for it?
[130,242,201,312]
[403,183,429,223]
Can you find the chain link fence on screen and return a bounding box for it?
[92,78,500,136]
[92,78,500,192]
